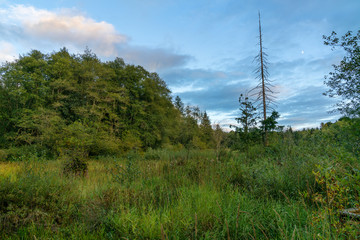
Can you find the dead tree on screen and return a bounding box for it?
[250,11,276,146]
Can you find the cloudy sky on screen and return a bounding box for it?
[0,0,359,130]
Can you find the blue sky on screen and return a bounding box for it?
[0,0,359,130]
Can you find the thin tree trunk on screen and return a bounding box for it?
[258,12,268,146]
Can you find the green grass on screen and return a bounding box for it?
[0,146,359,239]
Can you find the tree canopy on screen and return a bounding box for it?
[0,48,215,157]
[323,30,360,117]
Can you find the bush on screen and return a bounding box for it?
[144,149,161,161]
[0,149,8,161]
[62,156,88,176]
[5,145,50,162]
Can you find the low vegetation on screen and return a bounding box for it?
[0,118,359,239]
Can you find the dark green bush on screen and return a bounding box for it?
[62,156,88,176]
[5,145,51,162]
[0,149,7,161]
[144,149,161,160]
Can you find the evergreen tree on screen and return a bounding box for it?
[234,94,259,151]
[260,110,280,133]
[174,95,185,115]
[200,111,214,148]
[236,94,258,134]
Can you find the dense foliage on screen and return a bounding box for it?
[323,30,360,117]
[0,48,216,159]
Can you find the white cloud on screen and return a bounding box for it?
[171,84,205,94]
[1,4,127,56]
[0,41,16,63]
[0,4,191,70]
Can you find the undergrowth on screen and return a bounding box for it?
[0,142,359,239]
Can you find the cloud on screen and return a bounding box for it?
[161,67,252,120]
[0,4,191,70]
[276,86,340,129]
[161,55,340,130]
[1,4,126,56]
[162,67,246,88]
[118,45,192,71]
[0,41,16,62]
[164,68,246,130]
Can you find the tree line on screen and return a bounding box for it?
[0,28,359,161]
[0,48,218,159]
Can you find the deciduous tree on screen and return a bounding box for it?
[323,30,360,117]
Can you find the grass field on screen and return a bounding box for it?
[1,145,359,239]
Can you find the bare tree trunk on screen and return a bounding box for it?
[258,12,268,146]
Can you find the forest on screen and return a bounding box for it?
[0,30,359,239]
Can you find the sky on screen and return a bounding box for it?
[0,0,359,130]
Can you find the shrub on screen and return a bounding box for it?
[4,145,51,162]
[0,149,8,161]
[62,156,88,176]
[311,164,360,238]
[144,148,161,160]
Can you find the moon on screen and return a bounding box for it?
[301,50,305,54]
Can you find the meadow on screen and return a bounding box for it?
[1,126,360,239]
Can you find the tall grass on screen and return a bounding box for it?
[1,142,359,239]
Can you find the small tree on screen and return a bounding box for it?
[200,111,214,148]
[236,94,258,134]
[323,30,360,117]
[260,110,280,133]
[234,93,259,152]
